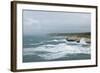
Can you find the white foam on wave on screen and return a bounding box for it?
[52,39,66,42]
[23,43,90,60]
[45,39,66,43]
[24,39,66,46]
[38,51,69,60]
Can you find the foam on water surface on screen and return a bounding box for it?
[23,42,90,60]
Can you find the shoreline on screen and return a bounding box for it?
[48,32,91,44]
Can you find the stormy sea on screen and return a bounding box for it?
[23,35,91,63]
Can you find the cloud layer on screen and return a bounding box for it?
[23,10,91,35]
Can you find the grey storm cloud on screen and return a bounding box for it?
[23,10,91,35]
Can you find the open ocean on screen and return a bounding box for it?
[23,35,91,62]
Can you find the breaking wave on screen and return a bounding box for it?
[23,39,90,60]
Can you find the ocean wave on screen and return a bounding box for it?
[24,39,67,46]
[23,43,90,60]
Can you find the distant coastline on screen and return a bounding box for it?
[48,32,91,44]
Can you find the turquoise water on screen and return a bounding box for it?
[23,35,91,62]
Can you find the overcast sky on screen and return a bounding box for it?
[23,10,91,36]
